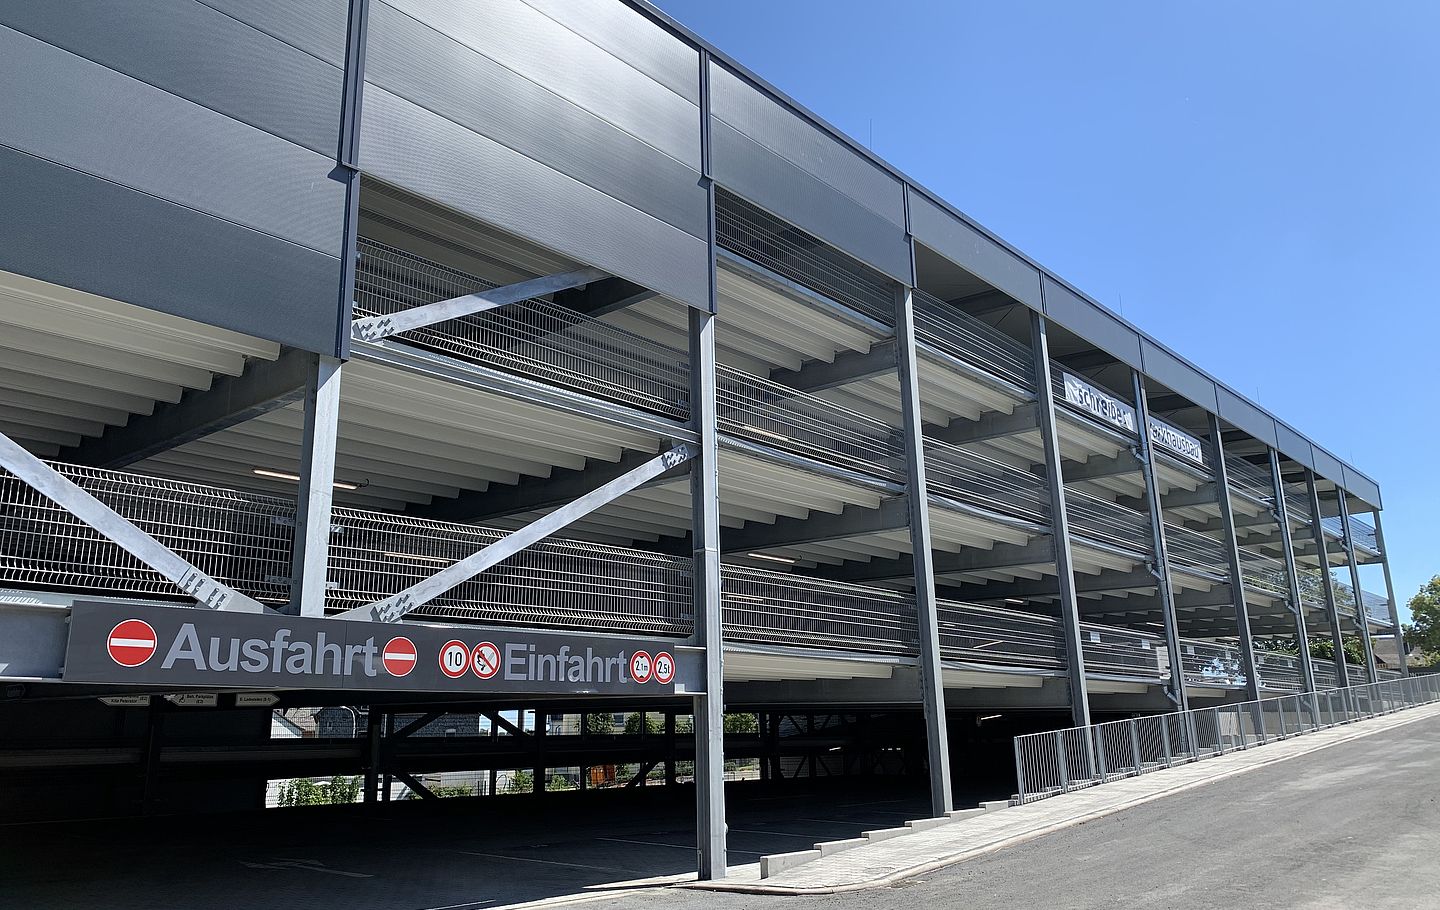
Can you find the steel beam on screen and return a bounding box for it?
[949,566,1158,601]
[1208,412,1262,701]
[1056,450,1143,483]
[1132,372,1187,711]
[552,276,656,319]
[816,536,1054,584]
[351,267,607,341]
[1031,311,1091,727]
[1306,471,1350,686]
[338,444,696,622]
[897,277,953,816]
[0,429,266,612]
[769,339,897,393]
[1372,509,1407,677]
[693,51,726,881]
[60,347,312,468]
[1338,504,1378,682]
[415,449,693,523]
[927,403,1039,446]
[721,496,909,554]
[291,355,343,617]
[1269,448,1317,697]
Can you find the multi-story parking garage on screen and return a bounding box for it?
[0,0,1408,884]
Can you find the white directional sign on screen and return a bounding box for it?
[234,693,280,708]
[98,694,151,707]
[165,693,218,707]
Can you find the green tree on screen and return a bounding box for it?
[505,769,534,794]
[623,711,664,735]
[585,712,616,735]
[723,712,758,734]
[1403,576,1440,664]
[276,775,360,806]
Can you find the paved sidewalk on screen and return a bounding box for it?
[689,702,1440,895]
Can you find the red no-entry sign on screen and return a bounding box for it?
[107,619,157,667]
[382,637,417,677]
[629,650,653,684]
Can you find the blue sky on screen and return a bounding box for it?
[656,0,1440,619]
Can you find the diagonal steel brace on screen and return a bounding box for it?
[0,432,268,612]
[340,443,697,623]
[352,267,607,342]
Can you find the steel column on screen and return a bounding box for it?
[290,354,343,617]
[692,48,725,880]
[896,272,953,816]
[1268,450,1318,703]
[1208,414,1262,702]
[1030,311,1091,728]
[1372,510,1408,677]
[1338,503,1378,682]
[1306,472,1349,686]
[1131,371,1188,713]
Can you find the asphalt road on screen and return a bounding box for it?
[621,714,1440,910]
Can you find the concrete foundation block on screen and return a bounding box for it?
[946,807,986,821]
[905,816,949,832]
[816,836,867,856]
[981,799,1012,812]
[862,826,909,843]
[760,848,823,879]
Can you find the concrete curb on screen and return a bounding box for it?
[683,704,1440,896]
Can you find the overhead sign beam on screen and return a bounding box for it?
[340,444,697,623]
[0,431,267,613]
[351,267,607,342]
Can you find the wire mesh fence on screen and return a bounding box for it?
[1015,673,1440,804]
[911,289,1034,390]
[925,439,1049,524]
[1224,454,1273,502]
[1238,547,1291,599]
[1164,523,1229,579]
[1065,487,1151,555]
[1178,639,1245,687]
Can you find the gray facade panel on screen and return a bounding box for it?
[908,190,1042,308]
[367,2,705,239]
[522,0,701,104]
[1140,338,1219,411]
[360,87,709,309]
[711,120,911,283]
[384,0,700,170]
[1215,387,1279,447]
[1312,447,1346,487]
[0,26,345,257]
[0,0,343,157]
[1041,276,1143,369]
[0,145,344,356]
[1274,422,1316,472]
[709,62,904,228]
[1341,467,1382,509]
[197,0,350,66]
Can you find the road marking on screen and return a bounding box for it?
[410,901,496,910]
[728,828,824,839]
[240,858,373,877]
[453,850,648,875]
[596,837,762,856]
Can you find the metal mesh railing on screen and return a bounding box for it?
[1347,665,1369,686]
[1238,547,1290,598]
[1065,488,1151,555]
[1015,673,1440,804]
[1282,487,1313,523]
[355,238,690,420]
[937,600,1064,670]
[1164,523,1229,579]
[925,440,1049,524]
[723,568,916,655]
[1313,661,1340,690]
[1178,639,1245,687]
[1080,623,1165,679]
[911,289,1035,390]
[0,463,294,604]
[716,366,904,480]
[1224,454,1273,502]
[1253,648,1304,692]
[1320,515,1379,552]
[714,188,896,325]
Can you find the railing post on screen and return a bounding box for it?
[290,354,343,616]
[1307,473,1352,695]
[895,253,953,816]
[1129,719,1143,775]
[1057,733,1070,793]
[1093,726,1108,782]
[1160,717,1173,767]
[1014,739,1028,804]
[1371,510,1407,678]
[1132,371,1190,728]
[1338,504,1379,683]
[1031,311,1091,729]
[1209,414,1262,702]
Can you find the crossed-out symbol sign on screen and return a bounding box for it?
[471,642,501,680]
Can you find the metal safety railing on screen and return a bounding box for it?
[925,439,1049,524]
[911,289,1035,390]
[1320,514,1379,553]
[1252,648,1304,692]
[723,568,916,655]
[1224,454,1273,503]
[1238,547,1291,599]
[1164,523,1229,579]
[1014,673,1440,804]
[938,600,1064,670]
[1065,488,1151,555]
[1080,624,1166,679]
[1282,487,1313,524]
[714,188,896,326]
[1179,639,1246,687]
